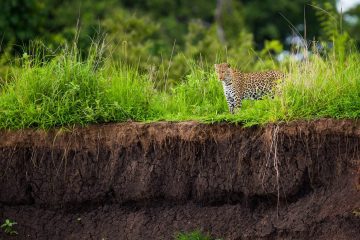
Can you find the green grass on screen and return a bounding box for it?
[0,50,158,129]
[175,230,215,240]
[0,46,359,130]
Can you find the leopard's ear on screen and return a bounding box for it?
[226,63,231,67]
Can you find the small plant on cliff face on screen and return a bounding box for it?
[175,230,220,240]
[353,208,360,217]
[1,219,18,236]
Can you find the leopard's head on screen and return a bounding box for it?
[214,63,232,85]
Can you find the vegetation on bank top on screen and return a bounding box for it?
[0,35,358,130]
[0,2,359,130]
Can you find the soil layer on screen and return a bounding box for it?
[0,119,359,239]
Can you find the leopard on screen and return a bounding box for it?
[214,62,285,114]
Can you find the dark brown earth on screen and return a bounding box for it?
[0,119,359,240]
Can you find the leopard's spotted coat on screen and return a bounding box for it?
[214,63,285,113]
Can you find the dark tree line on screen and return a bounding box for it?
[1,0,349,55]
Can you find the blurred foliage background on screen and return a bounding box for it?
[0,0,359,88]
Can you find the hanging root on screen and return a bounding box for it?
[260,124,281,217]
[267,125,281,217]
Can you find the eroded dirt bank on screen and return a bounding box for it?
[0,119,359,239]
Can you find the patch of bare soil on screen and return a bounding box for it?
[0,119,359,239]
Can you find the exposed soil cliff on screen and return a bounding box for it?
[0,119,359,239]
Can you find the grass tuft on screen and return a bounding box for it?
[0,48,156,129]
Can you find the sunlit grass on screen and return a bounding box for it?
[0,48,157,129]
[0,45,359,130]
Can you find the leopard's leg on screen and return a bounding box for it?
[233,98,242,113]
[229,101,235,114]
[226,94,236,114]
